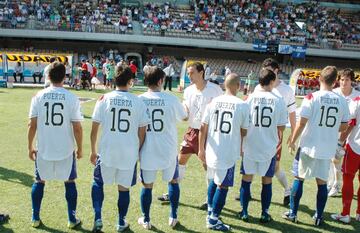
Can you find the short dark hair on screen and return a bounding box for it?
[144,66,165,87]
[114,65,133,87]
[262,58,280,70]
[259,68,276,86]
[188,62,205,79]
[339,68,355,82]
[321,66,337,86]
[49,57,56,63]
[49,62,65,84]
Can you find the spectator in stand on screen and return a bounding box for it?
[32,61,43,84]
[13,62,24,83]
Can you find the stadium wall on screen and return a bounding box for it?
[1,29,360,60]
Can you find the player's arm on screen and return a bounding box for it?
[182,103,189,121]
[198,123,208,164]
[90,122,100,165]
[240,128,247,157]
[72,121,83,159]
[287,111,296,143]
[27,117,37,161]
[288,117,308,153]
[138,126,147,151]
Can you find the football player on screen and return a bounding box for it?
[90,65,150,232]
[250,58,296,206]
[331,70,360,223]
[199,73,249,231]
[137,66,187,229]
[328,68,360,197]
[28,62,83,228]
[158,62,222,210]
[239,68,287,223]
[285,66,349,226]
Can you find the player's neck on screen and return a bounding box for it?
[195,79,207,91]
[148,86,162,92]
[320,84,332,91]
[116,86,129,92]
[225,89,237,96]
[259,85,272,92]
[340,87,352,96]
[52,83,63,88]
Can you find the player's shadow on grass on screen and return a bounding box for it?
[0,224,14,233]
[0,167,33,187]
[36,223,93,233]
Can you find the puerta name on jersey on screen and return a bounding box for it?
[253,97,275,106]
[42,93,66,101]
[110,98,133,107]
[215,102,235,110]
[143,99,165,107]
[320,97,340,105]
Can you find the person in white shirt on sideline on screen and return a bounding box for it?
[13,61,24,83]
[32,61,43,84]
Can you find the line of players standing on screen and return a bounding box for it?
[26,58,360,232]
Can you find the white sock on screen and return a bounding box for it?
[275,170,289,193]
[178,164,186,181]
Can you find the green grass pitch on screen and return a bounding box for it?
[0,87,359,233]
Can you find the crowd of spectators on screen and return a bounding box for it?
[0,0,135,33]
[0,0,359,47]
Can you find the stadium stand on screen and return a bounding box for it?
[0,0,359,50]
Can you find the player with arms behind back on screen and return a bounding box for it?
[285,66,349,226]
[239,69,287,223]
[137,66,188,229]
[28,62,83,229]
[199,74,249,231]
[90,65,150,232]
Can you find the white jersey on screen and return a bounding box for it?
[29,86,83,161]
[139,91,187,170]
[348,96,360,154]
[333,88,360,105]
[244,90,288,162]
[92,90,150,170]
[334,88,360,147]
[299,91,349,159]
[255,81,296,113]
[202,95,249,169]
[183,81,223,129]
